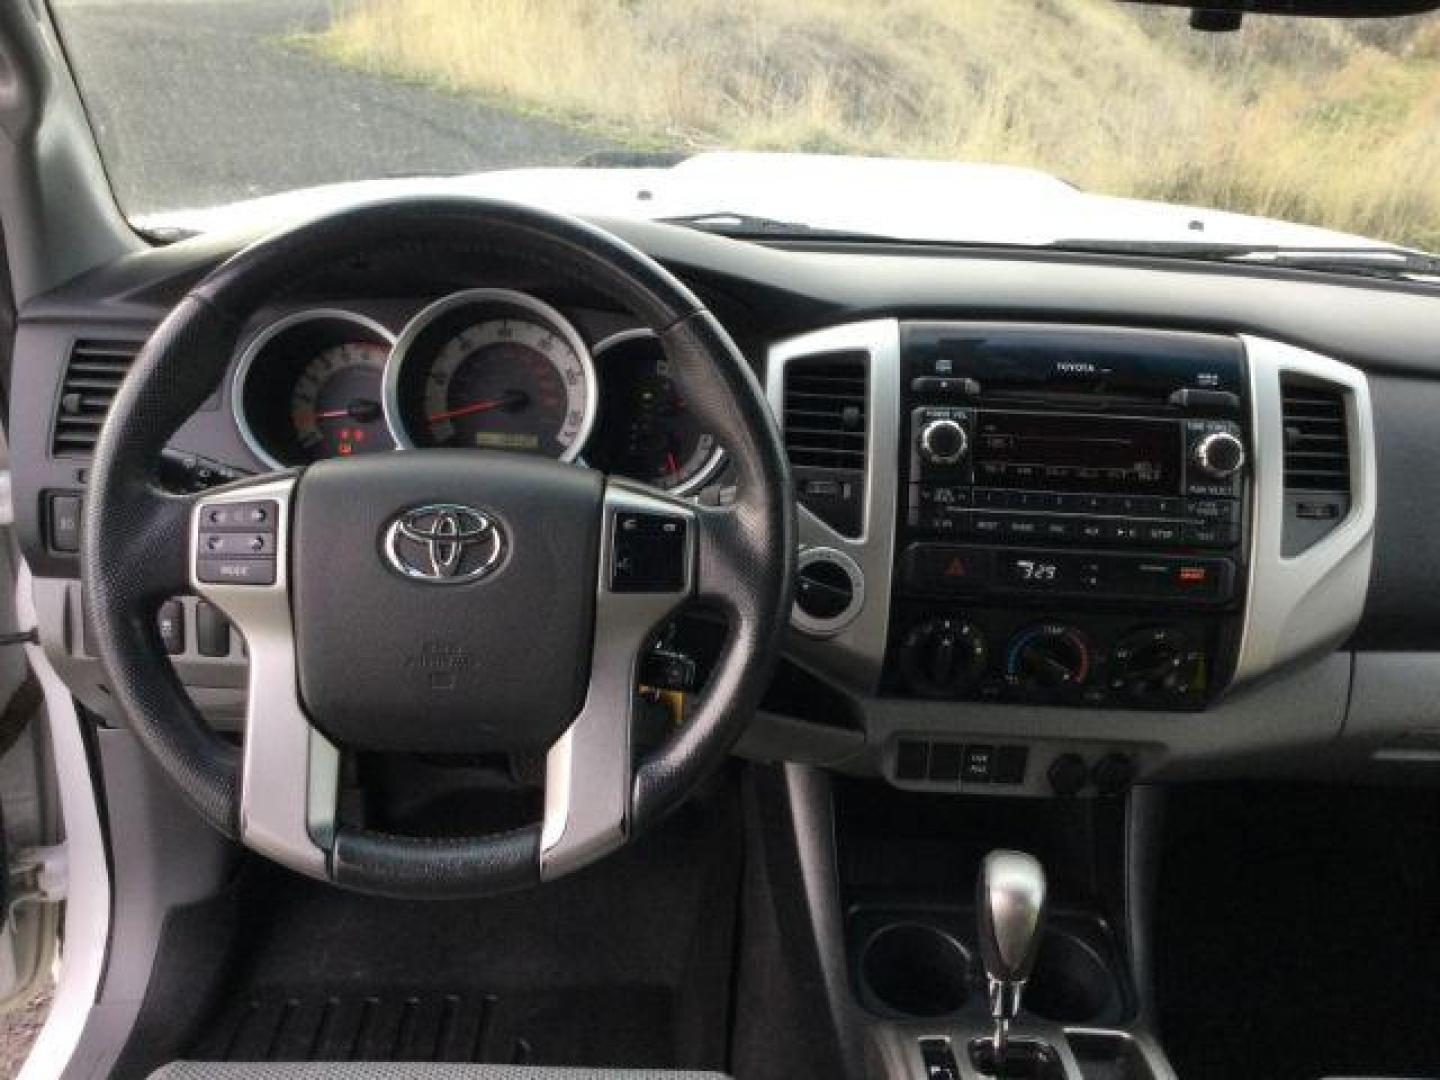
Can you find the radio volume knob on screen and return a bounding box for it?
[1192,431,1246,478]
[919,419,969,466]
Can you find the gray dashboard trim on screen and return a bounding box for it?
[766,319,900,693]
[1236,336,1376,682]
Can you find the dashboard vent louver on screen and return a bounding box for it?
[52,339,140,457]
[782,352,867,470]
[1281,377,1350,493]
[782,350,868,537]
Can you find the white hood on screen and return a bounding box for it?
[139,150,1394,251]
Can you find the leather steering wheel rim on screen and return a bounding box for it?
[82,196,795,897]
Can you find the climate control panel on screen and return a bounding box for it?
[885,605,1228,710]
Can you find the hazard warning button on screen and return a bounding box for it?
[899,543,995,595]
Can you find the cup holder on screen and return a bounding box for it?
[859,922,972,1018]
[1023,929,1115,1024]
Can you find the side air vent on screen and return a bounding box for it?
[52,339,140,457]
[782,351,867,536]
[1280,375,1351,555]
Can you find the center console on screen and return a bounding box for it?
[887,324,1249,712]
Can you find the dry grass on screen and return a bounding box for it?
[305,0,1440,249]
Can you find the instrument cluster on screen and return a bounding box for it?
[232,289,726,493]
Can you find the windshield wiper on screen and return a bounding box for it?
[1052,239,1440,281]
[657,211,890,241]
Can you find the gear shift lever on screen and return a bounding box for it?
[977,850,1047,1063]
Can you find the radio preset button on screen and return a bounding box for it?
[1184,522,1242,548]
[971,515,1005,537]
[1185,498,1236,522]
[1004,516,1043,539]
[1142,522,1184,545]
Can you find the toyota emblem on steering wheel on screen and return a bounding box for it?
[383,503,506,584]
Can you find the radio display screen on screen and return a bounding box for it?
[974,412,1181,494]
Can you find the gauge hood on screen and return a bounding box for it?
[138,150,1398,252]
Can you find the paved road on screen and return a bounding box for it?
[53,0,616,217]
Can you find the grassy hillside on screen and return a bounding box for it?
[302,0,1440,249]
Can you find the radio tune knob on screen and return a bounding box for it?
[1192,431,1246,478]
[918,419,969,466]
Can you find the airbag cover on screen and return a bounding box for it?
[292,451,602,753]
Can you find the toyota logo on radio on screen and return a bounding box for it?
[383,504,505,584]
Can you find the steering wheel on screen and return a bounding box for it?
[81,198,795,897]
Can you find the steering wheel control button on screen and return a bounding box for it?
[610,511,688,593]
[200,531,276,557]
[197,498,279,587]
[200,500,277,531]
[157,599,185,655]
[197,556,276,586]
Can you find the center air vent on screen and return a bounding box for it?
[52,339,141,457]
[782,351,868,536]
[1280,374,1351,554]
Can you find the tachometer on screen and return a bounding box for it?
[586,329,725,493]
[386,290,596,460]
[289,341,393,459]
[234,309,396,467]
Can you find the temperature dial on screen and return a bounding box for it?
[1108,627,1206,702]
[1006,624,1091,695]
[900,618,988,698]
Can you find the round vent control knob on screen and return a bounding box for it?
[900,617,988,698]
[1192,431,1246,478]
[792,548,864,637]
[918,419,969,466]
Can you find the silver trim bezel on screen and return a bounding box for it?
[540,481,696,880]
[1234,335,1376,683]
[231,308,397,469]
[382,287,599,462]
[189,477,339,879]
[791,546,866,637]
[591,327,729,495]
[766,319,901,692]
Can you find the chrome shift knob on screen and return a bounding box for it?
[977,849,1047,1060]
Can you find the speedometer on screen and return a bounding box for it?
[386,290,596,461]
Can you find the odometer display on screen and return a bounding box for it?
[387,290,597,461]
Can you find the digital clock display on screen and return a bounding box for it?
[1013,559,1059,582]
[1000,554,1072,589]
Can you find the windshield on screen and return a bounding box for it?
[49,0,1440,254]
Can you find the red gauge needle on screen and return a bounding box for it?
[427,398,507,422]
[665,450,680,475]
[312,408,350,420]
[427,390,528,423]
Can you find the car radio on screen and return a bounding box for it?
[886,324,1251,710]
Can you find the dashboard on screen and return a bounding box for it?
[10,212,1440,801]
[230,290,726,493]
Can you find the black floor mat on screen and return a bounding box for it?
[1155,784,1440,1080]
[194,986,675,1066]
[111,775,743,1078]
